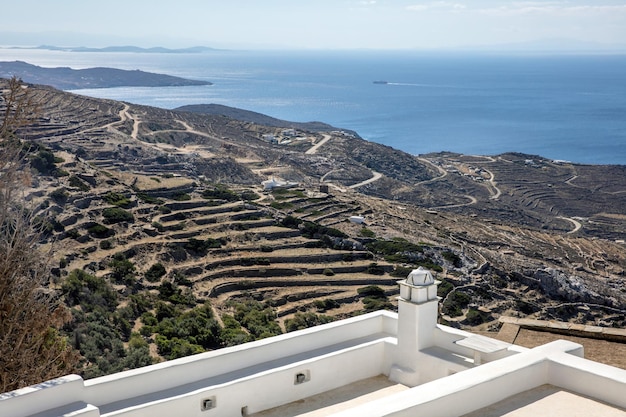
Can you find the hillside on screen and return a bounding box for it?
[176,103,353,133]
[2,78,625,377]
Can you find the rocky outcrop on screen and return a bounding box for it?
[535,268,614,307]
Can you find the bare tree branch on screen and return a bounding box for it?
[0,77,79,392]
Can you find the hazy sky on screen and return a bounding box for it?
[3,0,626,49]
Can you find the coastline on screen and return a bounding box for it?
[2,49,625,165]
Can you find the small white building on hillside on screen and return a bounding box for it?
[2,269,625,417]
[261,178,298,191]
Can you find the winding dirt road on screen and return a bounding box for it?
[349,171,383,189]
[305,134,331,155]
[557,216,583,234]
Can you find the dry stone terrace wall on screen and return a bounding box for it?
[42,174,401,331]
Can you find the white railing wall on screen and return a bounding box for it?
[83,311,395,410]
[107,338,393,417]
[548,351,626,410]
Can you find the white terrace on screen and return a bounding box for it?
[2,267,625,417]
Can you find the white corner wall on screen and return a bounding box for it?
[548,351,626,410]
[330,339,621,417]
[0,375,85,417]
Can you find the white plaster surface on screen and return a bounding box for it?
[461,384,626,417]
[250,375,408,417]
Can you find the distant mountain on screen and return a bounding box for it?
[459,38,626,53]
[0,61,212,89]
[13,45,220,54]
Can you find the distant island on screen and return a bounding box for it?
[7,45,220,54]
[0,61,212,89]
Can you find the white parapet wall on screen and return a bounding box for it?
[0,311,398,417]
[83,311,396,409]
[102,337,394,417]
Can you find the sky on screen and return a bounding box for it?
[2,0,626,50]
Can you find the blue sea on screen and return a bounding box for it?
[3,48,626,164]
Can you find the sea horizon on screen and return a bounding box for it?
[2,48,625,165]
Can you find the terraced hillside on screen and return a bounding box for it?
[44,174,404,324]
[3,78,625,377]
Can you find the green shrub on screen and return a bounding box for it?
[158,281,195,305]
[100,240,113,250]
[156,335,204,360]
[49,187,69,203]
[69,175,90,191]
[516,300,538,315]
[390,266,413,278]
[442,250,462,268]
[137,192,162,204]
[61,269,118,312]
[87,223,114,238]
[323,268,335,276]
[437,279,454,298]
[201,185,239,201]
[102,207,134,224]
[367,262,385,275]
[241,190,259,201]
[415,260,443,273]
[155,303,221,359]
[172,272,193,287]
[30,149,58,175]
[155,301,179,321]
[270,201,293,209]
[357,285,386,298]
[141,312,158,327]
[358,285,392,311]
[359,227,375,238]
[171,192,191,201]
[65,229,80,239]
[230,299,282,339]
[271,189,305,199]
[145,263,167,282]
[103,192,133,208]
[220,314,252,347]
[280,215,302,229]
[313,298,339,312]
[183,237,223,255]
[442,290,471,317]
[285,313,333,332]
[465,308,490,325]
[366,239,423,256]
[362,297,393,312]
[300,221,347,239]
[109,258,136,285]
